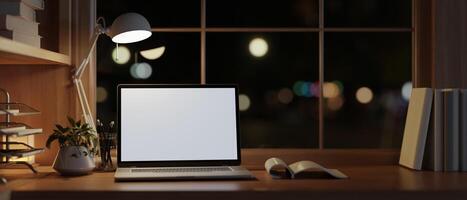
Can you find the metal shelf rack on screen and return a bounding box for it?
[0,88,44,173]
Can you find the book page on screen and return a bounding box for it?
[288,161,348,179]
[264,157,293,179]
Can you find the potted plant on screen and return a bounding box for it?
[46,117,98,176]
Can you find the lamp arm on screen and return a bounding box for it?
[74,31,103,80]
[75,79,96,132]
[72,21,106,133]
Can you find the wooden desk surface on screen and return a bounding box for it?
[1,149,467,200]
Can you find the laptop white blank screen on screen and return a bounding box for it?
[120,88,238,162]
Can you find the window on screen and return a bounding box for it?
[206,32,319,147]
[96,32,200,123]
[97,0,413,148]
[324,32,411,148]
[206,0,319,27]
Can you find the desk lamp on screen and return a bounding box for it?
[73,13,152,131]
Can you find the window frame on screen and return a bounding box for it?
[114,0,417,149]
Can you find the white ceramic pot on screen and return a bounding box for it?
[52,146,95,176]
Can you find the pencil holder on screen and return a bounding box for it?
[98,132,117,172]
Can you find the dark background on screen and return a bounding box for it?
[97,0,411,148]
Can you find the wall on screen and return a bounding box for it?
[433,0,467,88]
[0,66,75,164]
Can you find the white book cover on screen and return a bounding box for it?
[0,30,41,47]
[0,14,39,35]
[0,2,36,21]
[399,88,433,170]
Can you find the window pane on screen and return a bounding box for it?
[207,33,319,148]
[97,0,200,27]
[324,32,411,148]
[207,0,318,27]
[325,0,411,27]
[97,33,200,123]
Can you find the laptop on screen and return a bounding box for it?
[114,84,254,181]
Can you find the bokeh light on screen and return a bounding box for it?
[309,82,320,97]
[293,81,319,97]
[96,86,108,103]
[249,37,268,57]
[111,45,131,65]
[382,92,399,113]
[323,82,340,98]
[238,94,251,111]
[130,62,153,79]
[293,81,305,96]
[300,83,311,97]
[356,87,373,104]
[277,88,294,104]
[333,80,344,94]
[327,96,344,111]
[401,81,412,101]
[140,46,166,60]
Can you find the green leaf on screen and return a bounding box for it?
[46,134,58,149]
[67,116,76,127]
[50,117,97,153]
[56,124,68,133]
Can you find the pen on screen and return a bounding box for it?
[96,119,106,167]
[107,121,115,167]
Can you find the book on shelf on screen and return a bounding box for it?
[0,29,41,47]
[423,89,444,171]
[415,88,467,172]
[265,157,348,179]
[399,88,433,170]
[0,1,36,21]
[3,0,44,10]
[0,14,39,35]
[443,89,459,171]
[460,89,467,171]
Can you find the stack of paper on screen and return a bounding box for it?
[0,124,42,136]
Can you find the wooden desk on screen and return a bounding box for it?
[1,149,467,200]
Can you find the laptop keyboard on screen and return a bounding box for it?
[131,167,233,173]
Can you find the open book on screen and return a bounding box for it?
[265,157,348,179]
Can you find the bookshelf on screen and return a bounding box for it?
[0,36,70,65]
[0,0,96,166]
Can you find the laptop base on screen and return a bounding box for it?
[114,166,254,181]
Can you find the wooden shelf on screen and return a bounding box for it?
[0,36,71,65]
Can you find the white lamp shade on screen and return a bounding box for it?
[108,13,152,44]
